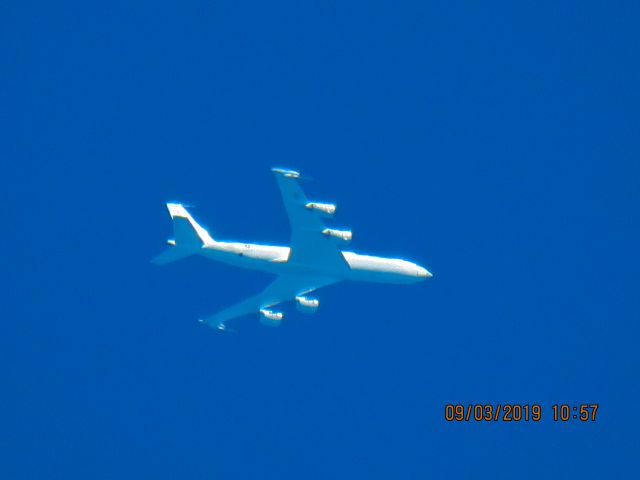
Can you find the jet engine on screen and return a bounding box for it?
[260,309,283,327]
[305,202,336,217]
[322,228,352,243]
[295,296,319,313]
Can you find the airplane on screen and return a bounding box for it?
[152,168,432,331]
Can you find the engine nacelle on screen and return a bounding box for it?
[260,309,283,327]
[305,202,336,217]
[295,296,319,313]
[322,228,352,243]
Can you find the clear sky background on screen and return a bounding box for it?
[2,1,639,478]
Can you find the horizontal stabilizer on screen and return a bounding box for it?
[151,247,194,265]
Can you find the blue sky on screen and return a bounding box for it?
[1,1,639,478]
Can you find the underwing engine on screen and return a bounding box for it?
[260,309,283,327]
[305,202,336,217]
[322,228,352,243]
[295,296,320,313]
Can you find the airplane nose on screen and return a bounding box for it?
[416,266,432,278]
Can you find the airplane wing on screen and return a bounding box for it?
[199,274,339,330]
[271,168,351,273]
[200,169,349,330]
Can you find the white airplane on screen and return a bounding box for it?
[153,168,432,331]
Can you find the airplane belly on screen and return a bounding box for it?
[200,248,289,275]
[347,268,416,284]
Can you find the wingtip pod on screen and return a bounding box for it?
[271,167,300,179]
[215,322,236,333]
[198,318,235,333]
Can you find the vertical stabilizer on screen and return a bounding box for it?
[151,203,214,265]
[166,203,214,247]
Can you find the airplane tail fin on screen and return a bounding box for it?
[151,203,215,265]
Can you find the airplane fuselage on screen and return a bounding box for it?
[198,241,430,284]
